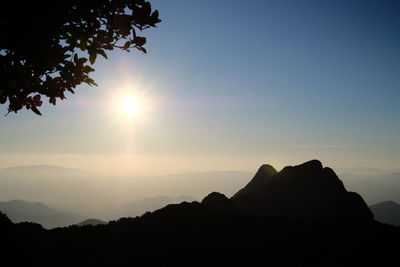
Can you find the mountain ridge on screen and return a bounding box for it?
[0,199,83,228]
[0,160,398,266]
[229,160,373,222]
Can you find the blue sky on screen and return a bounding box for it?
[0,0,399,174]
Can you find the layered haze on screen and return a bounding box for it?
[0,165,251,220]
[1,164,399,225]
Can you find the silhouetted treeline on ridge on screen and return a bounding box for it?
[1,160,399,266]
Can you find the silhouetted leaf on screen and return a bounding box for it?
[89,53,97,64]
[137,46,147,54]
[99,50,108,59]
[32,95,42,106]
[31,106,42,116]
[49,97,56,105]
[78,58,88,64]
[86,78,98,86]
[0,95,6,104]
[123,41,131,50]
[83,65,95,73]
[134,36,146,46]
[79,40,87,51]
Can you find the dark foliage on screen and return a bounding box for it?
[0,0,160,115]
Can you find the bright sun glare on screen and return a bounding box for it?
[120,95,141,117]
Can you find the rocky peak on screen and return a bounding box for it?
[231,160,373,222]
[232,164,277,198]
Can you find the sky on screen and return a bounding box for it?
[0,0,399,175]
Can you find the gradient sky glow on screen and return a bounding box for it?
[1,0,399,175]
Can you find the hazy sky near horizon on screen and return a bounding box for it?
[1,0,399,175]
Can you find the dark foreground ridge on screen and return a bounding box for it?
[0,160,399,266]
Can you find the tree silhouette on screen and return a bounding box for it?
[0,0,160,115]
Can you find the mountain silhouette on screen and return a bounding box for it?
[369,200,400,226]
[231,160,373,222]
[201,192,239,214]
[76,218,107,226]
[0,211,12,226]
[340,171,400,204]
[0,160,398,266]
[0,199,83,228]
[110,196,196,219]
[232,164,277,198]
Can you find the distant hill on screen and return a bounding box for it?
[340,172,400,205]
[0,165,91,176]
[0,165,251,219]
[369,201,400,226]
[77,219,107,227]
[0,165,99,211]
[0,199,83,228]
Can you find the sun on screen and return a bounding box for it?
[119,95,141,117]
